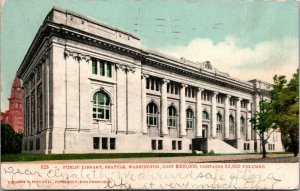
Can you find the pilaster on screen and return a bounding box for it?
[211,91,218,138]
[224,94,231,139]
[65,50,79,130]
[161,78,169,136]
[246,101,252,141]
[180,83,187,137]
[141,73,149,134]
[196,87,203,137]
[79,55,91,131]
[236,97,241,139]
[255,94,260,140]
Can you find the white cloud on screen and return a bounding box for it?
[159,36,298,83]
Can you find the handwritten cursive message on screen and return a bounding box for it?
[1,163,298,189]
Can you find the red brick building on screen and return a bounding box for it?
[1,76,23,132]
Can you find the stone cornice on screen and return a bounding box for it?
[143,58,254,94]
[17,22,144,78]
[17,12,255,94]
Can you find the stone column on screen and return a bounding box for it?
[246,101,252,141]
[236,98,241,139]
[141,74,149,134]
[196,87,203,137]
[211,91,218,138]
[180,84,187,137]
[161,79,169,136]
[224,94,231,139]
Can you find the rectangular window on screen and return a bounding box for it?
[241,101,247,108]
[102,138,108,149]
[107,62,112,78]
[93,137,100,149]
[24,141,28,151]
[151,79,155,90]
[100,61,105,76]
[29,140,33,151]
[178,141,182,150]
[247,143,250,150]
[175,85,179,95]
[92,59,97,74]
[151,140,156,150]
[244,143,247,150]
[36,138,40,150]
[146,78,150,89]
[155,80,160,91]
[158,140,163,150]
[172,141,176,150]
[273,144,275,150]
[189,144,192,150]
[230,98,236,106]
[201,91,210,101]
[110,138,116,150]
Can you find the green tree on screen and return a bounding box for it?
[1,124,23,154]
[250,100,276,158]
[271,70,299,156]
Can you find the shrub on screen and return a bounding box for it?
[1,124,23,154]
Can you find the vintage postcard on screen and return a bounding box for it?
[1,0,299,190]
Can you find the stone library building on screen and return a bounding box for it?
[17,7,284,154]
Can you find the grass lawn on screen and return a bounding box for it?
[1,152,290,162]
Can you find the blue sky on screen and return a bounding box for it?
[1,0,299,110]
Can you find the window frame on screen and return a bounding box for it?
[92,59,98,74]
[167,106,177,128]
[201,91,210,101]
[186,108,194,129]
[230,98,236,107]
[217,113,222,132]
[240,117,245,134]
[229,115,235,133]
[147,103,158,127]
[93,137,100,149]
[106,62,112,78]
[202,110,209,120]
[92,91,111,121]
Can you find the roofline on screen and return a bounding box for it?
[16,7,258,92]
[51,6,140,40]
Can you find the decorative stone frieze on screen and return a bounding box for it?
[115,63,136,73]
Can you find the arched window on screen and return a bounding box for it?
[229,115,235,133]
[93,91,111,120]
[168,106,177,128]
[217,113,222,132]
[186,109,194,129]
[240,117,245,134]
[147,103,158,126]
[202,110,209,120]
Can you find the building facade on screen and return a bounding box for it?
[17,7,284,154]
[1,76,23,132]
